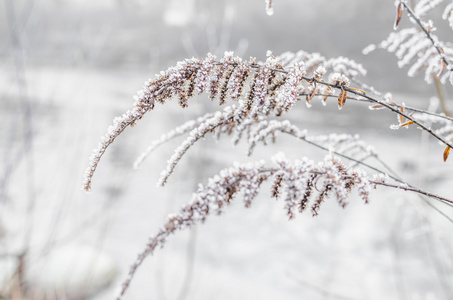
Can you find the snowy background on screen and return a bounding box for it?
[1,0,453,299]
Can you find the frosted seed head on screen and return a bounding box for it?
[330,73,350,87]
[314,66,326,79]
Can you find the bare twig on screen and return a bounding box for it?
[372,181,452,205]
[228,60,453,149]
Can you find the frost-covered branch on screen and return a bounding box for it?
[115,152,451,300]
[116,153,375,299]
[82,50,365,191]
[79,3,453,299]
[133,112,216,169]
[343,86,453,151]
[83,50,453,192]
[136,113,386,186]
[367,1,453,85]
[400,1,452,73]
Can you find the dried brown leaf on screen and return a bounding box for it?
[444,146,451,162]
[306,88,316,104]
[338,90,347,109]
[399,120,414,128]
[394,2,403,30]
[350,87,366,95]
[399,107,404,123]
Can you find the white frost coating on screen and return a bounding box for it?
[194,53,216,95]
[305,53,326,73]
[275,62,306,110]
[247,119,306,155]
[82,105,151,192]
[274,50,312,68]
[82,56,207,192]
[307,133,377,159]
[228,61,252,101]
[330,73,350,86]
[362,44,376,55]
[372,19,453,86]
[414,0,445,17]
[407,47,437,79]
[116,154,378,300]
[443,2,453,30]
[326,57,367,77]
[372,173,389,183]
[413,111,453,145]
[265,0,274,16]
[398,39,432,68]
[250,55,275,117]
[133,112,215,169]
[274,50,367,79]
[140,109,382,191]
[158,107,236,186]
[314,66,326,79]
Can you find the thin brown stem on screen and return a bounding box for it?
[433,75,450,116]
[372,181,453,205]
[187,61,453,149]
[344,86,453,149]
[283,130,403,183]
[251,61,453,148]
[298,92,453,122]
[252,167,452,205]
[87,57,453,193]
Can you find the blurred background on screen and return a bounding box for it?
[1,0,452,299]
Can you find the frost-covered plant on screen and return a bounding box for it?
[83,1,453,299]
[365,0,453,85]
[116,153,389,298]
